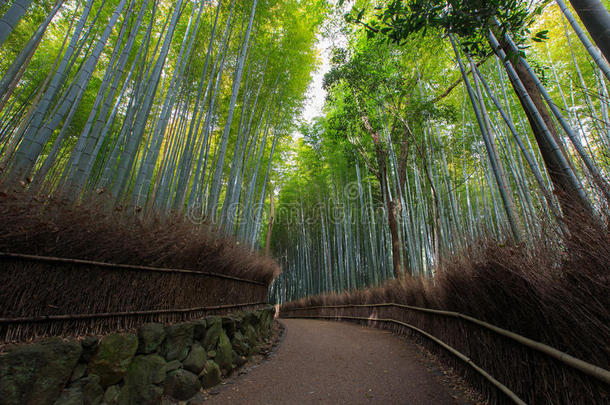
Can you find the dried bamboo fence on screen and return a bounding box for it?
[0,252,270,342]
[281,303,610,405]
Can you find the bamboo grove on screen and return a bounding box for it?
[0,0,326,248]
[1,0,609,306]
[269,0,610,304]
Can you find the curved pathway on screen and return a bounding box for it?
[203,319,471,404]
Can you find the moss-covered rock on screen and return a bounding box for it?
[191,320,207,342]
[137,323,165,354]
[81,337,99,362]
[254,308,273,339]
[232,350,246,367]
[163,369,200,401]
[241,312,257,329]
[233,311,247,328]
[198,360,221,389]
[53,374,103,405]
[102,385,120,405]
[165,360,182,373]
[161,323,194,362]
[231,331,250,356]
[0,337,82,405]
[214,330,233,373]
[52,386,82,405]
[244,324,259,348]
[70,363,87,382]
[202,316,222,351]
[81,375,104,405]
[116,354,166,405]
[221,316,237,338]
[88,333,138,387]
[260,307,275,338]
[183,343,207,375]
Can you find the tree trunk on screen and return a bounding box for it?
[505,50,590,215]
[556,0,610,81]
[488,31,594,220]
[568,0,610,63]
[0,0,33,47]
[131,0,202,207]
[9,0,95,182]
[109,0,183,201]
[359,115,403,279]
[172,0,223,211]
[0,0,63,112]
[208,0,257,220]
[379,149,403,280]
[265,187,274,256]
[471,60,567,230]
[395,132,414,275]
[450,35,522,242]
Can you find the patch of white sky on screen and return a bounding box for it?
[300,39,332,125]
[295,0,351,137]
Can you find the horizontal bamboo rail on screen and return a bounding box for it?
[281,303,610,386]
[0,252,266,286]
[0,301,268,324]
[283,314,526,405]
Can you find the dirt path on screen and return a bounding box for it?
[202,319,472,405]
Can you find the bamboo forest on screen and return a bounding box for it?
[0,0,609,404]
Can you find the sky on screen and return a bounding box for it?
[300,1,350,125]
[301,36,333,124]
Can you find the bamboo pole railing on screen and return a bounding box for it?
[0,251,267,286]
[0,301,268,324]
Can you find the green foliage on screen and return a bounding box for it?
[348,0,552,57]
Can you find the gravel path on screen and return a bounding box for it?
[203,319,470,404]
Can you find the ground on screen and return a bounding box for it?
[196,319,482,405]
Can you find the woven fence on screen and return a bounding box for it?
[0,252,269,342]
[281,303,610,405]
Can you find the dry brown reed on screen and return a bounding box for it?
[0,190,280,284]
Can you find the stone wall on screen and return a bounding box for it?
[0,306,275,405]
